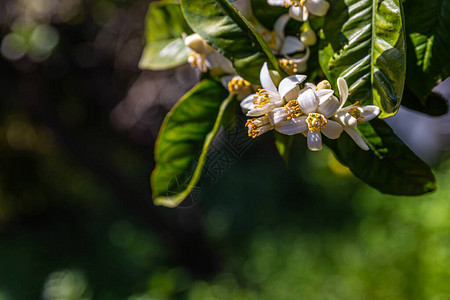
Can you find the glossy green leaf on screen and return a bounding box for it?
[324,119,436,195]
[180,0,284,83]
[319,0,406,118]
[139,1,192,70]
[151,80,232,207]
[404,0,450,100]
[402,86,448,116]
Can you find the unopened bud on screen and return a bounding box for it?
[316,80,331,90]
[300,29,317,46]
[184,33,215,54]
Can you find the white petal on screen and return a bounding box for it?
[345,127,369,150]
[334,109,358,127]
[321,120,342,139]
[274,116,308,135]
[361,105,380,122]
[289,5,308,21]
[297,88,318,114]
[305,82,316,90]
[315,89,334,105]
[231,0,253,19]
[337,77,348,109]
[260,62,277,92]
[279,75,306,100]
[280,36,306,55]
[307,130,322,151]
[267,90,281,103]
[240,94,257,111]
[274,14,290,40]
[247,102,279,117]
[285,85,300,101]
[305,0,330,16]
[267,0,285,6]
[271,107,288,125]
[318,95,340,118]
[287,46,310,72]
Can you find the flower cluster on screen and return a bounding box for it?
[268,0,330,22]
[242,63,380,151]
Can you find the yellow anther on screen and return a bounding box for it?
[228,76,251,95]
[252,88,271,108]
[306,113,327,132]
[348,102,364,123]
[278,58,298,75]
[300,0,306,6]
[245,118,260,138]
[284,100,303,120]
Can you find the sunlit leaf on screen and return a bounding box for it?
[325,119,436,195]
[139,1,192,70]
[319,0,406,118]
[151,79,232,207]
[404,0,450,100]
[180,0,285,83]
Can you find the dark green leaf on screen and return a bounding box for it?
[139,1,192,70]
[402,86,448,116]
[319,0,406,118]
[180,0,285,83]
[251,0,288,30]
[151,79,232,207]
[324,119,436,195]
[404,0,450,100]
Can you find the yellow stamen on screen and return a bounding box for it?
[306,113,327,132]
[284,100,303,120]
[246,118,260,138]
[228,77,251,95]
[278,58,298,75]
[348,101,364,123]
[252,88,271,108]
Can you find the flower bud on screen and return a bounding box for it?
[316,80,331,90]
[300,29,317,46]
[184,33,215,54]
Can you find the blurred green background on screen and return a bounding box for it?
[0,0,450,299]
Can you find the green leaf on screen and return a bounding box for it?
[324,119,436,196]
[151,79,232,207]
[402,86,448,116]
[180,0,285,83]
[138,1,192,70]
[274,132,293,166]
[404,0,450,100]
[251,0,287,30]
[319,0,406,118]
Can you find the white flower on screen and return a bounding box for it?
[240,62,306,117]
[272,86,343,151]
[267,0,330,22]
[245,115,272,138]
[183,33,234,74]
[332,78,380,150]
[272,14,306,56]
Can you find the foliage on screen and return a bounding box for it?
[139,0,450,206]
